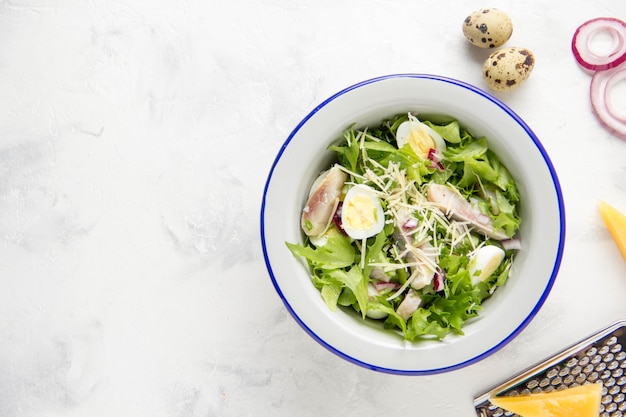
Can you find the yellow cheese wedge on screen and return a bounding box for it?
[598,200,626,262]
[490,383,603,417]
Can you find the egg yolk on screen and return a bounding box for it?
[407,126,435,159]
[344,195,377,230]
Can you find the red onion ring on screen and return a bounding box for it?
[590,61,626,139]
[572,17,626,71]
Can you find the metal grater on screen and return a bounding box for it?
[474,319,626,417]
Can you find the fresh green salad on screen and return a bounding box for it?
[286,112,521,341]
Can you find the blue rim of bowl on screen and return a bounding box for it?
[260,73,566,375]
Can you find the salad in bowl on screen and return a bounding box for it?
[261,74,565,374]
[287,112,522,341]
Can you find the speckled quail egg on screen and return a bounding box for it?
[468,245,505,286]
[341,184,385,240]
[463,8,513,49]
[483,47,535,91]
[395,115,446,159]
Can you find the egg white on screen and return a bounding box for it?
[468,245,505,285]
[396,116,447,158]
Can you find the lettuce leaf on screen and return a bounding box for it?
[424,119,462,144]
[488,150,520,202]
[405,308,450,340]
[285,228,355,269]
[329,128,360,173]
[320,279,343,311]
[327,266,369,318]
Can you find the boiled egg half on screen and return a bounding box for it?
[468,245,505,285]
[341,184,385,240]
[396,115,447,159]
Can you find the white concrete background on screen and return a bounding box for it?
[0,0,625,416]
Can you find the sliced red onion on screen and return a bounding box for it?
[433,270,445,292]
[501,238,522,251]
[332,202,347,235]
[402,218,418,230]
[427,147,445,171]
[590,61,626,139]
[375,281,399,291]
[572,17,626,71]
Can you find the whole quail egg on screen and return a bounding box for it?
[483,47,535,91]
[463,8,513,49]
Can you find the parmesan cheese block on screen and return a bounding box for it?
[490,383,602,417]
[598,200,626,262]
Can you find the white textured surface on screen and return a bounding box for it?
[1,1,625,416]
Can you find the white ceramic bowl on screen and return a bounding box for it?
[261,74,565,375]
